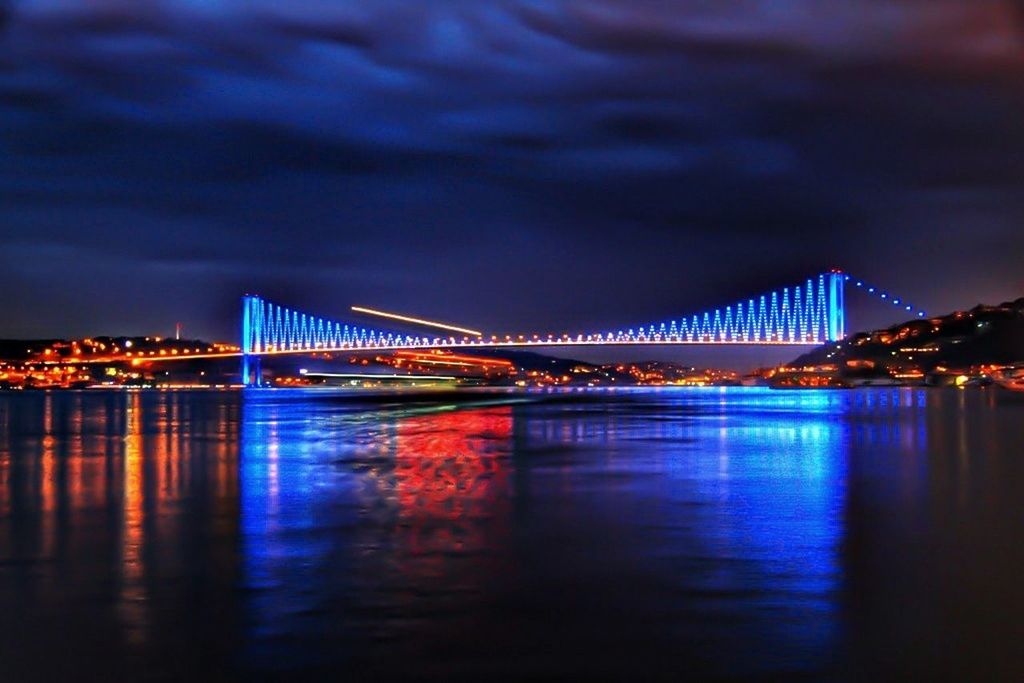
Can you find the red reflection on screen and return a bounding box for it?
[392,407,512,519]
[380,406,514,564]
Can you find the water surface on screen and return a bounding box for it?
[1,387,1022,680]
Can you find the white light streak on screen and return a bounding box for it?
[351,306,482,336]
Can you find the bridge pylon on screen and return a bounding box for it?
[828,271,846,342]
[241,294,261,387]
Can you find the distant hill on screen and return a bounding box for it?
[789,296,1024,375]
[0,339,64,361]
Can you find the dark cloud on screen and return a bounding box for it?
[1,0,1023,345]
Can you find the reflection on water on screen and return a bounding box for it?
[1,387,1023,680]
[120,392,144,645]
[0,391,241,681]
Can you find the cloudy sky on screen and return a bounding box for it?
[1,0,1022,347]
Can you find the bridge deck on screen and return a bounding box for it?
[243,338,822,356]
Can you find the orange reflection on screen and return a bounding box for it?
[153,396,181,520]
[39,394,56,556]
[119,392,147,644]
[0,401,8,518]
[66,393,85,513]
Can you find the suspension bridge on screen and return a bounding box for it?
[239,270,925,386]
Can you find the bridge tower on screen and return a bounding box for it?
[241,294,261,387]
[827,271,846,342]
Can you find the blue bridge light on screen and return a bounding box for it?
[238,270,923,385]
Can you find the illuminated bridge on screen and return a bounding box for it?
[240,271,925,386]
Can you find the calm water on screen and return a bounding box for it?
[1,387,1022,681]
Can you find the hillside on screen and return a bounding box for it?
[788,296,1024,378]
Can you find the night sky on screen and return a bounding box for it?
[2,1,1023,352]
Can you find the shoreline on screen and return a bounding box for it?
[0,383,1007,393]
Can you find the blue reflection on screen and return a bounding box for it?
[237,388,855,676]
[232,386,947,678]
[504,387,852,674]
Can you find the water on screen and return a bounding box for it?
[0,387,1022,681]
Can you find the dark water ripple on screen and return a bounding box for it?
[1,387,1022,681]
